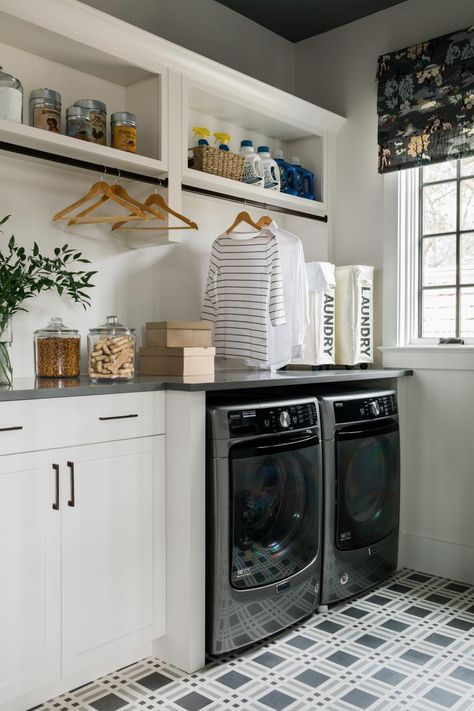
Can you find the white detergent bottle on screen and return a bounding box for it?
[257,146,280,190]
[239,140,264,187]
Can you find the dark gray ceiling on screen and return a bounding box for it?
[215,0,407,42]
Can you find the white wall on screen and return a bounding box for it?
[0,155,328,378]
[79,0,295,94]
[294,0,474,583]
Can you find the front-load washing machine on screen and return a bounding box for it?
[318,390,400,608]
[207,397,322,654]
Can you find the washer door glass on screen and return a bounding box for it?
[335,420,400,550]
[230,434,320,589]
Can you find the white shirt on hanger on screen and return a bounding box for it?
[237,220,309,371]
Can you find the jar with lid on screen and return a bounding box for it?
[66,105,91,141]
[88,315,136,381]
[34,317,81,378]
[0,66,23,123]
[111,112,137,153]
[74,99,106,145]
[30,88,61,133]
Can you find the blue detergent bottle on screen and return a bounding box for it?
[273,150,298,195]
[291,156,315,200]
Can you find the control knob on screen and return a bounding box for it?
[369,400,381,416]
[279,410,291,428]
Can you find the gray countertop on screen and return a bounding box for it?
[0,368,412,401]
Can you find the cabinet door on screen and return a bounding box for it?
[0,451,61,705]
[61,436,165,676]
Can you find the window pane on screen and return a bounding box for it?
[460,178,474,230]
[423,161,456,182]
[422,235,456,286]
[421,288,456,337]
[460,288,474,337]
[423,182,456,234]
[461,233,474,284]
[461,157,474,177]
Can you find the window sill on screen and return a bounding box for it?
[379,345,474,371]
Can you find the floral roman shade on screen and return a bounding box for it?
[377,26,474,174]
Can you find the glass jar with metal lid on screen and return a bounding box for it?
[30,88,61,133]
[34,317,81,378]
[66,105,91,141]
[0,66,23,123]
[111,111,137,153]
[74,99,107,145]
[88,315,136,381]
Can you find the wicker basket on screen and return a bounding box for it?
[191,145,244,181]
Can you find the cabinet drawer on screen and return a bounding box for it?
[68,392,165,446]
[0,391,165,454]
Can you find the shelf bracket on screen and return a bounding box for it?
[0,140,168,188]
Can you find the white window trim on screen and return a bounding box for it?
[379,168,474,371]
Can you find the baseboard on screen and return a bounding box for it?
[400,532,474,585]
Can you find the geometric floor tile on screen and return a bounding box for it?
[32,568,474,711]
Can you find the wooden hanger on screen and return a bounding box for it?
[226,211,262,235]
[53,179,146,224]
[112,191,198,231]
[67,182,165,226]
[257,215,273,229]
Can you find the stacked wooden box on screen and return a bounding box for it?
[139,321,215,375]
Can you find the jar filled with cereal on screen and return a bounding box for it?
[34,317,81,378]
[88,315,135,381]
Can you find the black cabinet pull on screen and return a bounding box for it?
[67,461,75,507]
[0,425,23,432]
[98,414,138,421]
[52,464,60,510]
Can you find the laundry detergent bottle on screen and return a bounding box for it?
[239,140,264,187]
[291,156,315,200]
[257,146,280,190]
[274,150,298,195]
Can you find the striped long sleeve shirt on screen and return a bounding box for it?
[201,232,287,364]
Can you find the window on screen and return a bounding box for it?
[419,158,474,339]
[398,158,474,345]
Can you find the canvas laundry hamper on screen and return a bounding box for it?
[335,265,374,366]
[300,262,336,366]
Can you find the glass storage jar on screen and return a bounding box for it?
[34,317,80,378]
[0,66,23,123]
[88,315,136,381]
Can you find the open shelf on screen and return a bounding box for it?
[0,119,167,178]
[182,168,327,220]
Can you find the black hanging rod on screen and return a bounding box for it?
[181,183,328,223]
[0,140,169,188]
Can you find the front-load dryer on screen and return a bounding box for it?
[207,398,322,654]
[318,390,400,608]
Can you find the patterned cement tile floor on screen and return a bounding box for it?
[33,569,474,711]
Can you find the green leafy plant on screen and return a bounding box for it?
[0,214,97,383]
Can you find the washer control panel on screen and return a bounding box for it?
[228,401,318,436]
[333,392,397,423]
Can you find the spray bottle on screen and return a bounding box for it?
[192,127,211,146]
[214,131,231,151]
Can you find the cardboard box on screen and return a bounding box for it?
[139,346,215,376]
[145,321,212,348]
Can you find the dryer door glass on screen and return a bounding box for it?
[335,421,400,550]
[229,434,320,589]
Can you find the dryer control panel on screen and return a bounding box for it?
[228,401,318,436]
[334,393,397,423]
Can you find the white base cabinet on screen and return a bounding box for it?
[0,452,61,706]
[62,438,165,677]
[0,393,165,710]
